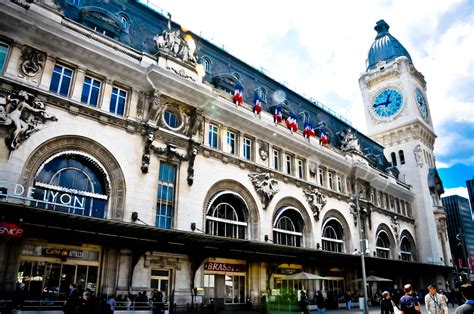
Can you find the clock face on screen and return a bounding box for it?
[415,88,429,119]
[372,88,403,118]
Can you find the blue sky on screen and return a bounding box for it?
[145,0,474,198]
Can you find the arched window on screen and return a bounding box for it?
[200,56,212,73]
[206,192,248,239]
[117,13,130,32]
[399,150,405,165]
[390,152,397,167]
[232,72,241,81]
[273,207,303,247]
[255,87,267,103]
[322,219,344,252]
[400,236,413,261]
[376,231,390,259]
[32,152,109,218]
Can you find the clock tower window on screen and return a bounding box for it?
[399,150,405,165]
[390,152,397,167]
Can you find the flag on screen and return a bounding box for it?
[285,113,298,133]
[303,122,316,139]
[253,95,262,115]
[232,83,243,106]
[320,130,328,145]
[274,106,283,124]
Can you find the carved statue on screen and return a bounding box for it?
[248,172,279,209]
[339,128,361,152]
[258,141,269,161]
[148,90,165,123]
[0,90,57,150]
[303,187,327,221]
[20,46,46,77]
[309,162,317,176]
[141,132,154,174]
[391,215,399,238]
[414,144,423,167]
[153,13,197,64]
[186,141,199,186]
[186,108,203,137]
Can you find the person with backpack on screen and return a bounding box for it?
[399,284,421,314]
[454,284,474,314]
[425,284,446,314]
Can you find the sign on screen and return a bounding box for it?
[42,248,84,258]
[204,262,245,273]
[468,257,473,274]
[0,222,24,238]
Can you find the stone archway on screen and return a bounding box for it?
[321,209,353,253]
[20,135,126,220]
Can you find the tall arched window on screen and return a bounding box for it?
[206,192,248,239]
[399,150,405,165]
[376,231,390,259]
[273,207,304,247]
[390,152,397,166]
[400,236,413,261]
[32,152,109,218]
[199,56,212,73]
[322,219,344,252]
[255,87,267,103]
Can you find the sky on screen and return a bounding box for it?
[143,0,474,199]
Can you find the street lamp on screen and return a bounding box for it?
[349,191,369,314]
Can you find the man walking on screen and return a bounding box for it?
[425,284,446,314]
[399,284,421,314]
[454,284,474,314]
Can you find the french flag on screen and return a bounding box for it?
[232,83,243,106]
[253,95,262,116]
[285,113,298,133]
[274,106,283,124]
[320,130,329,145]
[303,122,316,139]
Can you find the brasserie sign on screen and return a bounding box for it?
[204,262,245,273]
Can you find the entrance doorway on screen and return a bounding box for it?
[150,269,171,301]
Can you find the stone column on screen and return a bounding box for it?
[71,66,86,102]
[38,56,56,91]
[100,247,119,296]
[101,79,114,112]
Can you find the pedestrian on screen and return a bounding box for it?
[399,284,421,314]
[425,284,446,314]
[299,290,309,314]
[316,290,326,314]
[63,283,80,314]
[454,283,474,314]
[439,290,449,314]
[125,294,132,311]
[106,295,116,313]
[12,282,28,313]
[345,290,353,310]
[381,291,395,314]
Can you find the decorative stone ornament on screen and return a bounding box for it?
[390,215,400,238]
[248,172,279,209]
[20,46,46,77]
[414,144,424,167]
[303,187,327,221]
[339,128,361,152]
[258,141,269,161]
[0,90,57,150]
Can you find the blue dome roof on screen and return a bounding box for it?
[367,20,412,70]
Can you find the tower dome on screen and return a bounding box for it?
[366,20,412,70]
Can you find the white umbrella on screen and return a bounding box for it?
[282,272,327,280]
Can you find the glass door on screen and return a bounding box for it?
[150,269,171,302]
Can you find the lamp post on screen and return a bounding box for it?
[350,189,369,314]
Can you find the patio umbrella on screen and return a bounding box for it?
[282,272,327,281]
[352,275,392,282]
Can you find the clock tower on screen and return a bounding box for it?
[359,20,450,266]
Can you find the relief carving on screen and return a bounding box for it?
[20,46,46,77]
[248,172,279,209]
[414,144,423,167]
[185,107,203,137]
[258,140,269,161]
[303,187,327,221]
[339,128,361,152]
[148,89,165,123]
[0,90,57,150]
[137,91,145,119]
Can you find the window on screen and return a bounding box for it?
[242,137,252,160]
[118,13,130,32]
[200,56,212,73]
[0,43,8,73]
[399,150,405,165]
[395,199,401,214]
[206,192,248,239]
[400,236,413,261]
[81,76,101,106]
[164,110,178,128]
[285,155,292,175]
[225,131,236,155]
[255,87,267,103]
[297,159,304,179]
[232,72,241,81]
[208,124,218,149]
[272,149,280,170]
[110,86,127,116]
[401,201,406,216]
[328,172,334,190]
[376,231,390,259]
[273,208,303,247]
[203,274,245,304]
[336,176,342,192]
[322,219,344,252]
[32,152,108,218]
[50,64,73,97]
[156,162,176,229]
[390,152,397,167]
[318,168,325,186]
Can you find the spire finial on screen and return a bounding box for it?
[374,20,390,37]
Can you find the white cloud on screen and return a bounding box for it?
[443,186,469,200]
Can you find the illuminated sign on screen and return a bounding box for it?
[0,222,24,238]
[204,262,245,273]
[42,248,84,258]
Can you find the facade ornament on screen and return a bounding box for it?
[186,140,199,186]
[248,172,279,209]
[140,132,154,174]
[137,91,145,119]
[186,108,203,137]
[151,142,188,161]
[303,187,327,221]
[0,90,57,150]
[339,128,361,152]
[391,215,400,239]
[414,144,424,167]
[258,140,269,161]
[309,162,317,176]
[20,46,46,77]
[153,13,197,64]
[148,89,165,123]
